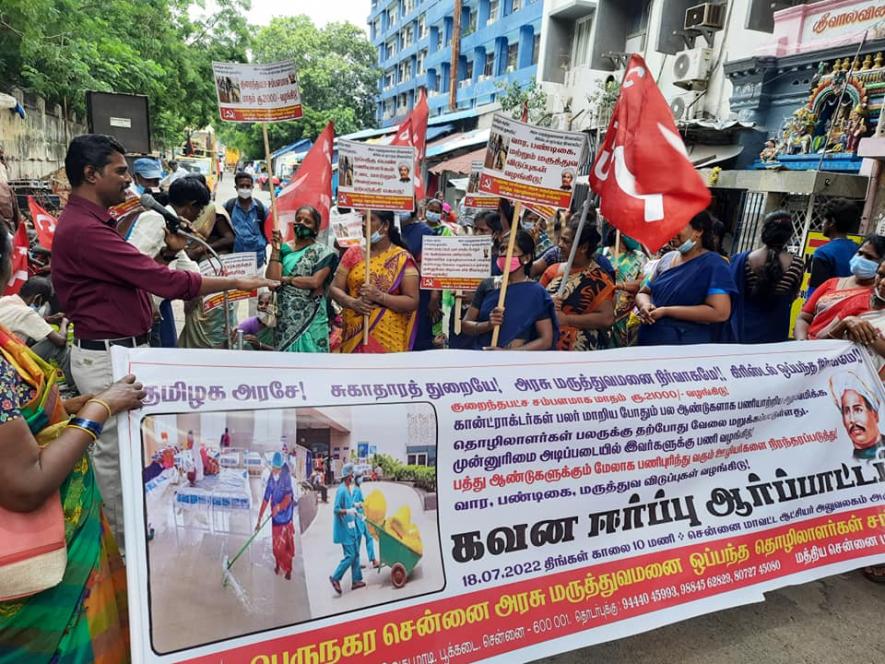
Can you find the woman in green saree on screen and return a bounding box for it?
[266,205,338,352]
[0,230,145,662]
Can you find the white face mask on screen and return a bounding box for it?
[237,187,253,200]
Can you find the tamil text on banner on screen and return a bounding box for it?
[212,61,302,123]
[464,160,500,209]
[199,252,258,312]
[478,114,587,209]
[336,139,416,212]
[419,235,492,290]
[113,342,885,663]
[330,210,365,248]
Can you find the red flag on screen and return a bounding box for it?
[264,122,335,242]
[391,89,429,202]
[4,223,29,295]
[589,54,711,253]
[27,196,57,250]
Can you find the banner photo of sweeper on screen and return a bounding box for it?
[113,341,885,663]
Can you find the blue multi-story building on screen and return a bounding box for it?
[368,0,543,127]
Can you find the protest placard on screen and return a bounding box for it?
[419,236,492,290]
[199,252,258,312]
[336,139,416,212]
[463,160,499,209]
[330,210,364,248]
[212,61,302,123]
[478,114,588,209]
[113,341,885,663]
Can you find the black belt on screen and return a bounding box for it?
[75,334,150,351]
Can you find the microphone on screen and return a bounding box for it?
[139,193,182,233]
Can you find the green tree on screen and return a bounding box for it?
[0,0,251,149]
[221,15,380,157]
[496,79,552,127]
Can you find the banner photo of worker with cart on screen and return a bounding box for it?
[114,341,885,663]
[129,396,442,658]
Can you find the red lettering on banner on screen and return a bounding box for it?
[181,506,885,664]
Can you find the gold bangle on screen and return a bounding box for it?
[66,424,98,442]
[86,398,113,420]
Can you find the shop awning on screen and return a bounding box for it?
[427,128,490,160]
[686,143,744,168]
[429,146,487,175]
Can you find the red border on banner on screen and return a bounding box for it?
[179,506,885,664]
[479,174,572,209]
[218,105,303,122]
[463,194,500,209]
[337,192,414,212]
[420,276,485,291]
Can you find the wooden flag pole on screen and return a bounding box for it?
[262,124,280,226]
[489,201,523,348]
[454,291,463,335]
[556,197,591,297]
[363,208,372,347]
[614,229,622,260]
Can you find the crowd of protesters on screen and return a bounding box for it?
[1,133,885,661]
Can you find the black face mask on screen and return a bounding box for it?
[294,224,316,239]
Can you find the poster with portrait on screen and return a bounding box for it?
[478,114,587,209]
[336,140,416,212]
[212,61,303,123]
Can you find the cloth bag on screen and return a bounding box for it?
[0,494,67,601]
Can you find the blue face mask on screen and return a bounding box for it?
[850,254,879,279]
[370,230,383,244]
[677,238,696,255]
[398,212,412,223]
[425,211,441,223]
[134,184,145,196]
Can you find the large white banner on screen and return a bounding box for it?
[112,342,885,663]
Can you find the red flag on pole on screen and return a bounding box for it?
[4,223,29,295]
[27,196,57,250]
[264,122,335,242]
[391,89,429,202]
[589,54,711,253]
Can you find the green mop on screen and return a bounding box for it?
[222,513,272,591]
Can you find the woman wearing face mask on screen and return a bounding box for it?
[266,206,338,352]
[635,212,737,346]
[600,228,647,348]
[330,211,420,353]
[794,234,885,340]
[540,218,615,351]
[723,211,804,344]
[462,231,558,350]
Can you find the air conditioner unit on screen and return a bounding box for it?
[672,47,713,90]
[685,3,725,30]
[669,91,703,123]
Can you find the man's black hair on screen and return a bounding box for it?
[234,171,254,186]
[64,134,126,187]
[169,175,211,209]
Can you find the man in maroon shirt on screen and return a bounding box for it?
[53,134,277,551]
